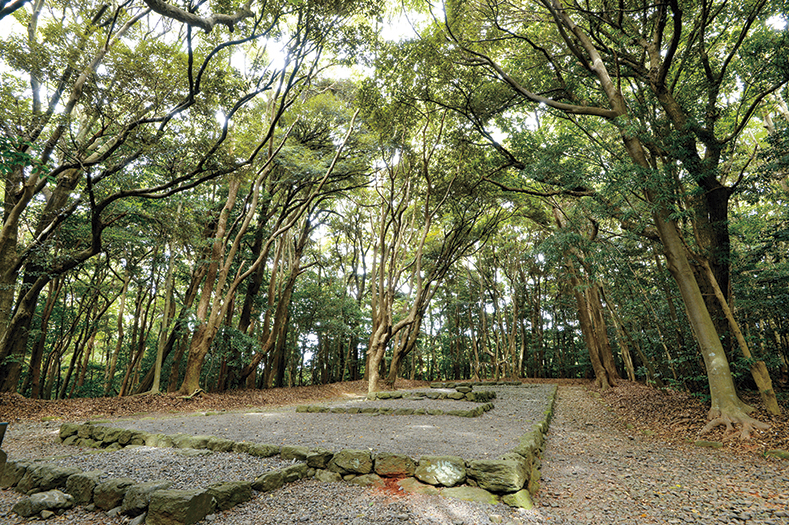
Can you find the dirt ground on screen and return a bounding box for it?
[1,378,787,456]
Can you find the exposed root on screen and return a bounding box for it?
[700,410,771,440]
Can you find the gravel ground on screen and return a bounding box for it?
[92,385,553,460]
[2,384,787,525]
[535,387,789,525]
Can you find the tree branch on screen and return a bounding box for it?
[142,0,253,32]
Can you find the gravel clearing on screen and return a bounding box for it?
[95,385,555,460]
[2,383,787,525]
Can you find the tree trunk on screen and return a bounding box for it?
[104,268,131,396]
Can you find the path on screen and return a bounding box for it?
[536,387,788,525]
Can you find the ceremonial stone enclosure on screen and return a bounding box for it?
[1,383,556,524]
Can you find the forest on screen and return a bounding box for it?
[0,0,787,439]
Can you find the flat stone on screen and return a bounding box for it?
[314,469,343,483]
[94,477,136,510]
[206,481,252,511]
[252,470,284,492]
[281,445,309,461]
[375,453,416,478]
[12,489,75,518]
[146,489,215,525]
[501,489,534,509]
[306,448,334,469]
[348,474,385,488]
[65,470,104,505]
[397,477,441,496]
[121,480,172,516]
[328,450,373,475]
[415,456,466,487]
[467,458,527,493]
[442,486,499,505]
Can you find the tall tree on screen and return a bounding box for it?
[432,0,786,436]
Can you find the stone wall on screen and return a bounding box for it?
[1,383,557,524]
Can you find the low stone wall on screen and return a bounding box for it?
[2,384,557,524]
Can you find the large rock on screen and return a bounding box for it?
[0,449,6,479]
[207,481,252,511]
[241,443,280,457]
[93,477,136,510]
[314,469,342,483]
[306,448,334,469]
[65,469,104,505]
[206,437,235,452]
[252,470,284,492]
[374,453,416,478]
[59,423,80,441]
[146,489,216,525]
[328,449,373,475]
[467,458,527,494]
[12,489,75,518]
[121,480,172,516]
[281,463,309,483]
[101,427,123,445]
[280,445,309,461]
[414,456,466,487]
[145,434,174,448]
[442,486,500,505]
[0,459,29,488]
[16,463,81,494]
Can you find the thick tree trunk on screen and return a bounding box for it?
[650,204,769,438]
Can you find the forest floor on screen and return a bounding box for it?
[1,378,787,456]
[2,379,788,525]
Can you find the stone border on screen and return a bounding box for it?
[295,401,495,417]
[0,384,557,524]
[369,389,497,403]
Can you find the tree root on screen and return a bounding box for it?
[700,409,771,440]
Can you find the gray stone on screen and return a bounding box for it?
[415,456,466,487]
[501,489,534,509]
[252,470,284,492]
[397,477,441,496]
[281,445,309,461]
[328,449,373,475]
[130,512,147,525]
[144,434,174,448]
[16,463,81,494]
[375,453,416,478]
[0,459,30,489]
[348,474,385,488]
[306,448,334,469]
[207,481,252,511]
[93,477,136,510]
[12,489,75,518]
[65,469,104,505]
[102,427,123,444]
[77,424,93,439]
[58,423,80,441]
[282,463,309,483]
[314,469,342,483]
[206,437,235,453]
[121,480,172,516]
[442,486,500,505]
[146,489,216,525]
[244,443,280,457]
